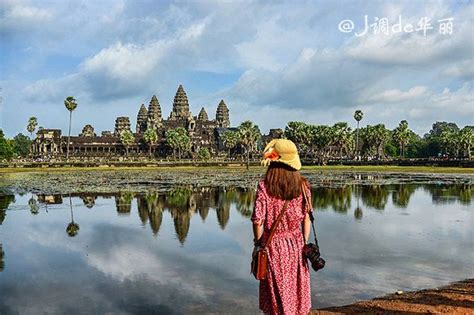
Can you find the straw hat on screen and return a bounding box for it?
[261,138,301,171]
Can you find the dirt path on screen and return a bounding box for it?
[312,279,474,314]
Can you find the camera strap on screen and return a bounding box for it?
[302,183,319,246]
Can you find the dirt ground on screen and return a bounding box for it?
[312,279,474,314]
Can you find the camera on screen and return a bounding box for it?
[303,243,326,271]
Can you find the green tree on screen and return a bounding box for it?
[440,129,461,157]
[237,120,261,170]
[120,130,135,156]
[28,196,39,215]
[0,244,4,272]
[459,126,473,159]
[0,194,15,225]
[66,196,79,237]
[165,127,190,159]
[311,125,331,162]
[353,110,364,157]
[221,130,239,158]
[26,117,38,139]
[0,129,13,161]
[423,121,460,157]
[331,122,353,159]
[143,128,159,158]
[12,133,31,157]
[285,121,309,152]
[64,96,78,160]
[198,147,211,160]
[361,124,390,159]
[393,120,411,158]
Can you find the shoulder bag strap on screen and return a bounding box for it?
[262,199,289,249]
[301,182,319,245]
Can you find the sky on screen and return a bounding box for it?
[0,0,473,138]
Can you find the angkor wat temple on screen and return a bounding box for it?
[31,85,237,158]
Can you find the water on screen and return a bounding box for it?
[0,183,472,314]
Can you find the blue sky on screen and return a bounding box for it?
[0,0,473,138]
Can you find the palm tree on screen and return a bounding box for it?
[361,124,390,159]
[66,195,79,237]
[284,121,308,153]
[393,120,410,158]
[26,117,38,139]
[120,130,135,156]
[459,127,473,159]
[0,244,4,272]
[221,130,239,158]
[237,120,261,170]
[26,117,38,158]
[28,196,39,215]
[331,122,352,159]
[165,127,190,159]
[64,96,78,160]
[312,125,331,163]
[354,110,364,158]
[143,128,159,158]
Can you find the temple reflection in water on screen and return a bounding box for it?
[0,183,472,244]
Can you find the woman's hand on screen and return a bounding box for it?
[302,212,311,244]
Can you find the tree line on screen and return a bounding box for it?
[0,103,472,162]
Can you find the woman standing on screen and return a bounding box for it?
[251,138,312,314]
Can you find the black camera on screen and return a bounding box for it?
[303,243,326,271]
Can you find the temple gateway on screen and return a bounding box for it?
[31,85,238,158]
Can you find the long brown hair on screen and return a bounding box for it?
[264,161,309,200]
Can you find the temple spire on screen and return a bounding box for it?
[136,104,148,133]
[198,107,209,121]
[215,100,230,128]
[169,84,191,120]
[147,95,162,129]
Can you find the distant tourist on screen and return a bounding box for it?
[251,139,312,314]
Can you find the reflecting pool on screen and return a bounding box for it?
[0,182,472,313]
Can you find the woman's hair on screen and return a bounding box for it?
[264,161,309,200]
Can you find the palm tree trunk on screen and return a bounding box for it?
[30,132,33,159]
[69,195,74,223]
[246,148,250,170]
[66,111,72,160]
[356,121,359,159]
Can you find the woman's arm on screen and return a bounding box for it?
[302,212,311,244]
[252,222,264,246]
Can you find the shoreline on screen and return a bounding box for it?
[312,279,474,314]
[0,164,473,174]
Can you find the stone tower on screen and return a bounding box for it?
[169,84,191,120]
[147,95,162,129]
[198,107,209,121]
[114,117,131,136]
[216,100,230,128]
[79,124,96,137]
[136,104,148,134]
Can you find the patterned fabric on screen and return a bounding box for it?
[251,179,312,315]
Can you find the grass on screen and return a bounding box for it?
[301,165,474,174]
[0,164,472,174]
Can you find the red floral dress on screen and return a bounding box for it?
[251,179,312,315]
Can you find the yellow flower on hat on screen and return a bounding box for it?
[261,138,302,170]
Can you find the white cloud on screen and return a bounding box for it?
[0,1,53,31]
[361,83,473,134]
[345,2,473,66]
[2,0,473,138]
[81,41,165,81]
[363,86,428,103]
[442,60,474,79]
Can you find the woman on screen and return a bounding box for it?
[251,138,312,315]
